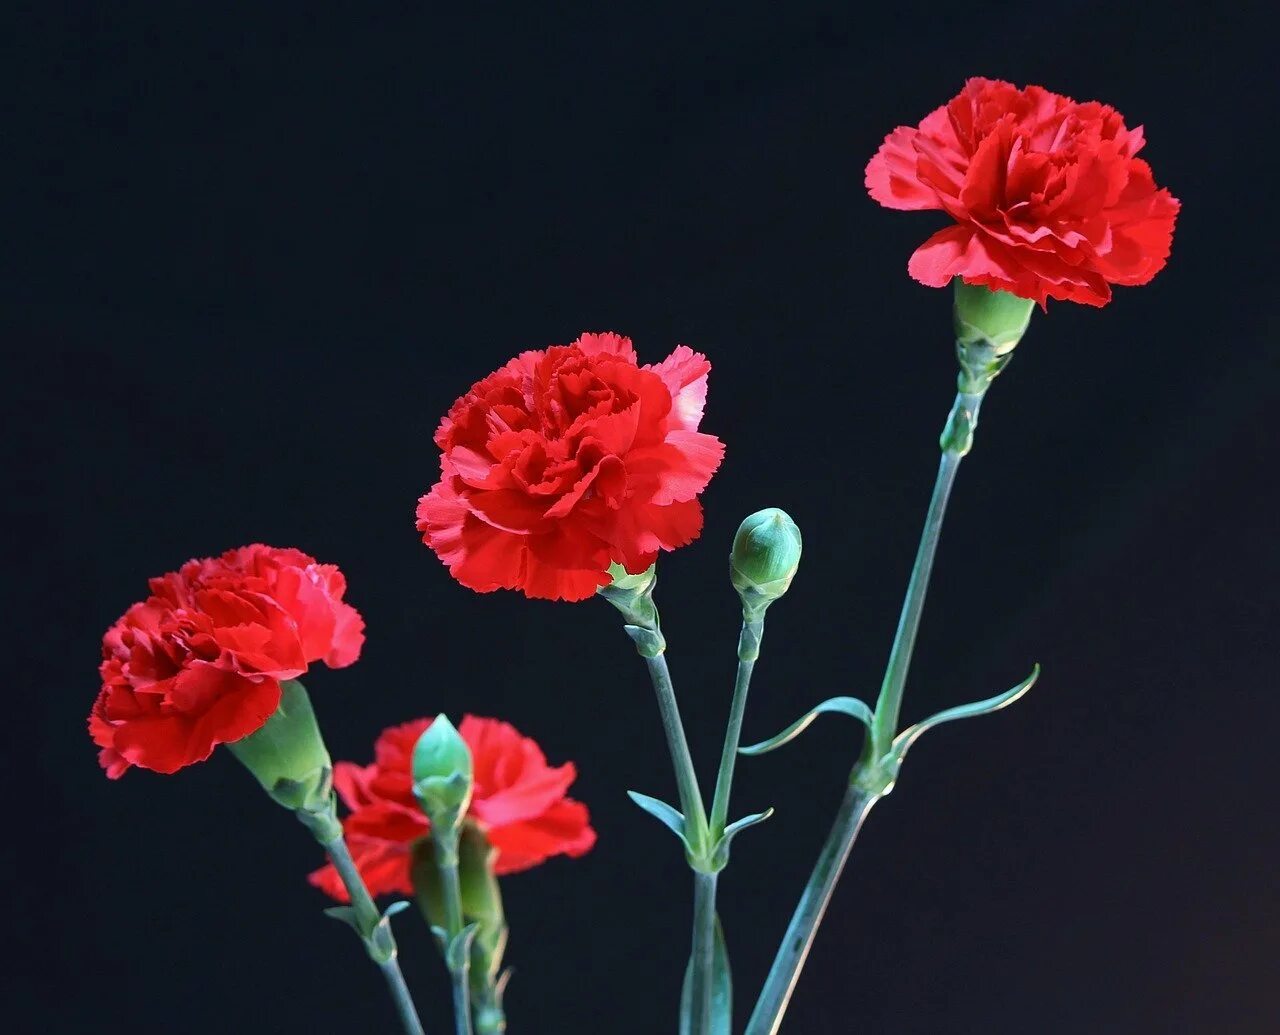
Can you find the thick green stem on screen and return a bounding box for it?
[322,832,427,1035]
[710,618,763,836]
[745,786,878,1035]
[690,871,719,1035]
[644,652,710,854]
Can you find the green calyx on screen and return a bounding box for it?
[228,679,336,820]
[597,562,666,657]
[603,560,657,595]
[953,280,1035,354]
[952,281,1033,395]
[730,509,802,616]
[412,715,475,825]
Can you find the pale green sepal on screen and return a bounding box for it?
[738,696,875,756]
[324,905,358,930]
[679,915,732,1035]
[627,790,692,852]
[709,808,774,871]
[722,808,774,840]
[445,923,480,973]
[325,901,409,964]
[890,664,1040,766]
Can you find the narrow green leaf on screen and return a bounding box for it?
[322,906,360,932]
[738,696,875,756]
[722,808,774,841]
[627,790,691,850]
[679,915,732,1035]
[891,664,1040,764]
[710,808,775,870]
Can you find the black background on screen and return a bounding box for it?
[10,4,1279,1034]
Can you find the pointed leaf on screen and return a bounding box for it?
[322,905,360,933]
[710,808,774,870]
[738,696,874,756]
[679,915,732,1035]
[383,900,411,919]
[627,790,691,851]
[891,664,1040,764]
[722,808,774,841]
[430,924,450,953]
[446,923,480,973]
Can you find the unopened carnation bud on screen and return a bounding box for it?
[412,715,474,825]
[731,509,802,617]
[228,679,335,818]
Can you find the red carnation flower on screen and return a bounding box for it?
[866,77,1180,306]
[309,715,596,900]
[89,544,365,778]
[417,332,724,601]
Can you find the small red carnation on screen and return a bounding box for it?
[417,332,724,601]
[866,77,1180,306]
[309,715,596,901]
[89,544,365,778]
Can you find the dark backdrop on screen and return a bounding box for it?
[10,4,1279,1034]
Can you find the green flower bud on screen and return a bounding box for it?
[731,508,802,616]
[227,679,335,817]
[412,715,474,825]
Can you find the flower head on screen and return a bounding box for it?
[89,544,365,778]
[309,715,596,901]
[417,332,724,601]
[866,77,1180,306]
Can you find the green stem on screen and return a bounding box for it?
[744,786,878,1035]
[869,443,964,758]
[690,871,719,1035]
[435,832,474,1035]
[710,617,763,836]
[644,652,710,854]
[749,387,986,1034]
[323,832,428,1035]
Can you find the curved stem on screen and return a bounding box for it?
[690,872,719,1035]
[745,786,879,1035]
[323,833,428,1035]
[709,618,763,836]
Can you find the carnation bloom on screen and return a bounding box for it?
[417,332,724,601]
[89,544,365,778]
[309,715,596,901]
[866,77,1180,306]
